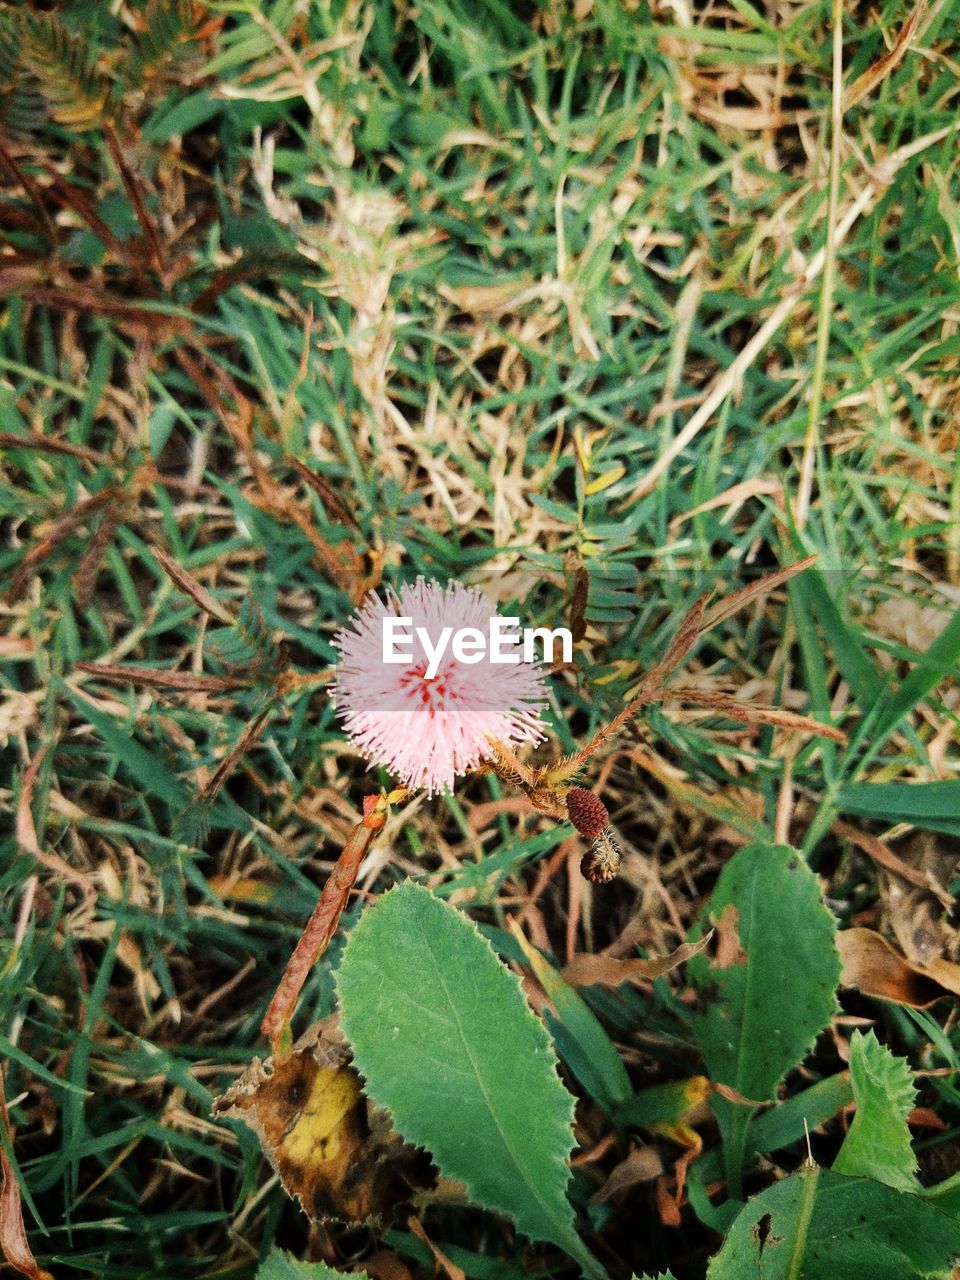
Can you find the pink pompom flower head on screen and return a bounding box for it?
[332,577,549,796]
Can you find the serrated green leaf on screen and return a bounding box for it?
[834,1030,918,1192]
[688,843,840,1099]
[707,1166,960,1279]
[256,1249,366,1280]
[335,880,601,1277]
[687,844,841,1193]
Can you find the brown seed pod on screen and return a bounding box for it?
[580,829,621,885]
[565,787,609,839]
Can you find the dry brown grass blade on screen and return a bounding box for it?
[702,555,818,632]
[73,506,122,606]
[838,927,960,1006]
[194,705,273,810]
[23,285,190,339]
[288,456,362,531]
[0,433,110,466]
[1,1084,54,1280]
[261,818,378,1053]
[842,0,928,111]
[102,121,166,278]
[152,546,236,625]
[669,688,847,742]
[16,743,97,902]
[0,136,56,244]
[406,1217,466,1280]
[74,661,250,693]
[7,488,122,601]
[645,591,710,686]
[562,932,713,987]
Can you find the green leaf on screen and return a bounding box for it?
[687,844,841,1194]
[688,843,840,1100]
[335,880,601,1278]
[834,1031,918,1192]
[55,678,189,810]
[256,1249,366,1280]
[868,605,960,751]
[836,781,960,837]
[509,922,632,1115]
[694,1070,855,1184]
[706,1167,960,1279]
[923,1169,960,1218]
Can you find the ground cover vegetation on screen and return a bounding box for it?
[2,1,960,1278]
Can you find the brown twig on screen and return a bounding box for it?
[261,817,378,1054]
[74,661,250,693]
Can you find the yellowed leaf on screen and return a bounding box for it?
[213,1016,434,1225]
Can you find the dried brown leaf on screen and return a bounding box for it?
[842,0,928,111]
[838,927,960,1007]
[702,555,818,632]
[152,547,236,625]
[671,688,846,742]
[562,932,713,987]
[74,661,249,693]
[261,818,378,1051]
[214,1017,434,1226]
[590,1146,663,1204]
[1,1086,54,1280]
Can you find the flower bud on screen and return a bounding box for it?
[565,787,609,839]
[580,829,621,885]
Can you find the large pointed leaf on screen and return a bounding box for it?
[688,844,840,1100]
[707,1167,960,1279]
[687,843,840,1191]
[834,1030,918,1192]
[335,880,600,1277]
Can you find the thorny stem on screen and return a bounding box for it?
[261,789,408,1054]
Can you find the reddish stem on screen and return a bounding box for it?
[260,818,376,1054]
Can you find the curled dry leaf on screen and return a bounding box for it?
[837,927,960,1008]
[842,0,928,111]
[878,832,959,967]
[1,1088,54,1280]
[561,931,714,988]
[213,1015,435,1225]
[589,1145,664,1205]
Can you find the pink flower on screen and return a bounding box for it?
[332,578,548,796]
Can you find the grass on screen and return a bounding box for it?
[2,0,960,1276]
